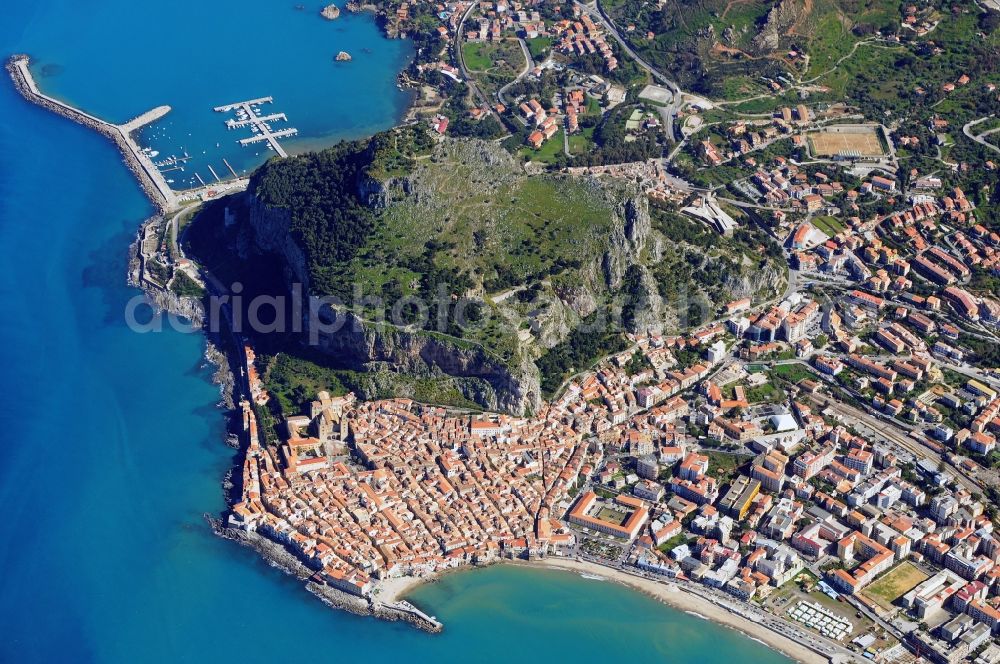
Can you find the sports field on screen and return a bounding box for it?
[808,126,886,157]
[861,561,928,610]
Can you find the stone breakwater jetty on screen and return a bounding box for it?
[209,518,443,633]
[6,54,177,211]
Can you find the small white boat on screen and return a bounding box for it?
[580,573,606,581]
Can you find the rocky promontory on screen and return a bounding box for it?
[321,3,341,19]
[209,518,442,633]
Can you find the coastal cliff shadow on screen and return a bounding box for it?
[185,194,295,334]
[185,192,364,372]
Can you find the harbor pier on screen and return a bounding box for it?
[212,96,272,112]
[7,55,253,212]
[6,55,178,210]
[121,105,171,133]
[226,112,287,129]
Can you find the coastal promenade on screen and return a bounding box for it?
[6,55,179,210]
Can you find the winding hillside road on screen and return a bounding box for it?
[498,38,536,106]
[455,3,503,121]
[963,115,1000,154]
[576,0,683,138]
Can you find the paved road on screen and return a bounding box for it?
[455,3,504,121]
[498,38,535,107]
[575,0,682,139]
[962,115,1000,154]
[804,392,982,493]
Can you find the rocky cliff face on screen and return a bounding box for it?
[725,263,786,299]
[243,194,312,294]
[752,0,803,53]
[628,264,668,334]
[602,188,651,290]
[312,311,541,413]
[244,191,541,415]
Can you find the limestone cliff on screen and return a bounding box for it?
[241,196,311,293]
[231,133,772,412]
[243,192,541,414]
[311,310,540,414]
[752,0,803,53]
[602,189,651,290]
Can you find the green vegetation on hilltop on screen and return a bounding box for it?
[369,140,618,297]
[367,125,435,179]
[248,131,626,375]
[170,271,205,298]
[242,124,786,408]
[605,0,940,100]
[251,142,378,277]
[537,308,629,395]
[460,39,527,99]
[261,351,482,414]
[608,0,794,96]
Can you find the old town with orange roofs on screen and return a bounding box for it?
[225,236,1000,663]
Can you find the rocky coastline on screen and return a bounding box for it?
[209,517,443,633]
[125,218,207,324]
[6,55,170,212]
[321,3,341,20]
[345,2,380,14]
[7,43,442,636]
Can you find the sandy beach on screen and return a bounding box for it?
[387,557,831,662]
[519,558,828,664]
[376,573,432,604]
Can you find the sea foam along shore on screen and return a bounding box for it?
[522,558,828,664]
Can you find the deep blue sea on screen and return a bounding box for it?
[0,2,793,662]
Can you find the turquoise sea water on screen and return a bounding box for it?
[0,3,792,662]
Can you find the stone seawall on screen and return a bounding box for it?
[209,518,442,633]
[6,54,172,211]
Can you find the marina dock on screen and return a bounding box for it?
[226,112,286,129]
[212,97,273,112]
[238,128,297,149]
[9,55,268,213]
[215,96,296,158]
